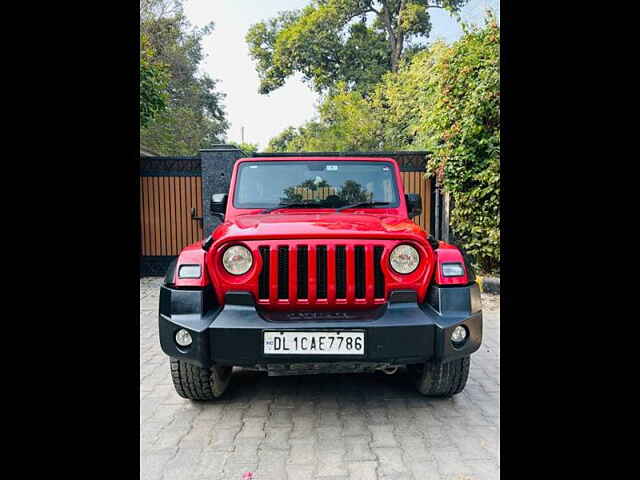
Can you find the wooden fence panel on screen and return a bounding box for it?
[400,171,431,233]
[139,176,203,256]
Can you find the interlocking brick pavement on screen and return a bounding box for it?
[140,277,500,480]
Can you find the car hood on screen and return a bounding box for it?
[211,212,426,244]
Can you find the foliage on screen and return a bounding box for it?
[369,41,450,149]
[140,0,229,155]
[246,0,467,95]
[230,142,259,155]
[265,14,500,273]
[265,84,382,152]
[140,34,169,128]
[265,127,301,152]
[419,16,500,273]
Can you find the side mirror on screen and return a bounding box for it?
[210,193,228,221]
[405,193,422,219]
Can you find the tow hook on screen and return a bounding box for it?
[381,366,399,375]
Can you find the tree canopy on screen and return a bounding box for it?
[140,0,229,155]
[246,0,468,95]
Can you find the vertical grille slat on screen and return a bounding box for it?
[278,246,289,299]
[374,246,385,298]
[335,246,346,299]
[317,246,327,299]
[297,246,308,299]
[258,246,270,299]
[355,246,365,298]
[364,245,375,301]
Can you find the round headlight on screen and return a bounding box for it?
[222,245,253,275]
[389,244,420,274]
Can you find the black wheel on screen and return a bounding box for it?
[409,356,470,397]
[170,358,233,400]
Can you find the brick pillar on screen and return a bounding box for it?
[200,145,245,237]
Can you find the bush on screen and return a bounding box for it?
[419,16,500,273]
[375,15,500,273]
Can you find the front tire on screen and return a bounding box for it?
[170,358,233,400]
[409,356,470,397]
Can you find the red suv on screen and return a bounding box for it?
[159,157,482,400]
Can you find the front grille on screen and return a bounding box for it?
[258,243,386,304]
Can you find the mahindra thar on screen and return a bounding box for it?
[159,157,482,400]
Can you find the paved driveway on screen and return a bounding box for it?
[141,277,499,480]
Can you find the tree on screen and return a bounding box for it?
[264,13,500,272]
[265,121,329,152]
[140,0,229,155]
[230,142,259,155]
[265,127,301,152]
[246,0,468,95]
[140,33,169,128]
[265,84,382,152]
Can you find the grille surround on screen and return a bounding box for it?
[256,241,389,307]
[222,239,434,310]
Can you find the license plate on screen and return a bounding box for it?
[264,331,364,355]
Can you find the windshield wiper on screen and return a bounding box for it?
[261,202,328,214]
[336,201,391,212]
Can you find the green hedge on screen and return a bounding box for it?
[420,18,500,274]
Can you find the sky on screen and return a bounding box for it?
[183,0,499,151]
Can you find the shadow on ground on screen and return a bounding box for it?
[203,367,453,406]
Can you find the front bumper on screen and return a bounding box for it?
[158,285,482,369]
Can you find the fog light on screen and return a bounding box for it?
[175,329,192,347]
[451,325,467,344]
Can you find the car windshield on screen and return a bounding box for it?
[233,161,400,209]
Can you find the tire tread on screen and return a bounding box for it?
[414,356,470,397]
[170,358,216,400]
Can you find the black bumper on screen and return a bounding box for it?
[158,285,482,368]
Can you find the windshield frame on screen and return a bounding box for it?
[232,159,401,210]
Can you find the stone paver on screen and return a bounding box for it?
[140,276,500,479]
